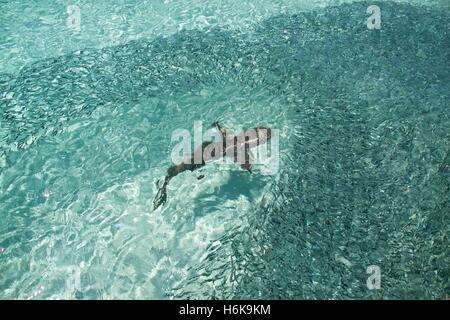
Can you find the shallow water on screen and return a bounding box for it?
[0,1,449,299]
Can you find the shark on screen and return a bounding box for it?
[153,122,272,210]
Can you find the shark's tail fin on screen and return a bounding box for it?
[153,176,169,211]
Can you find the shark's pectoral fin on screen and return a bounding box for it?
[240,149,254,173]
[240,163,253,173]
[213,121,233,140]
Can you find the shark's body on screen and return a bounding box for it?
[153,122,272,210]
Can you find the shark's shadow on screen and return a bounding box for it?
[190,168,271,218]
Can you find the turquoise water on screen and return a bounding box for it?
[0,1,449,299]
